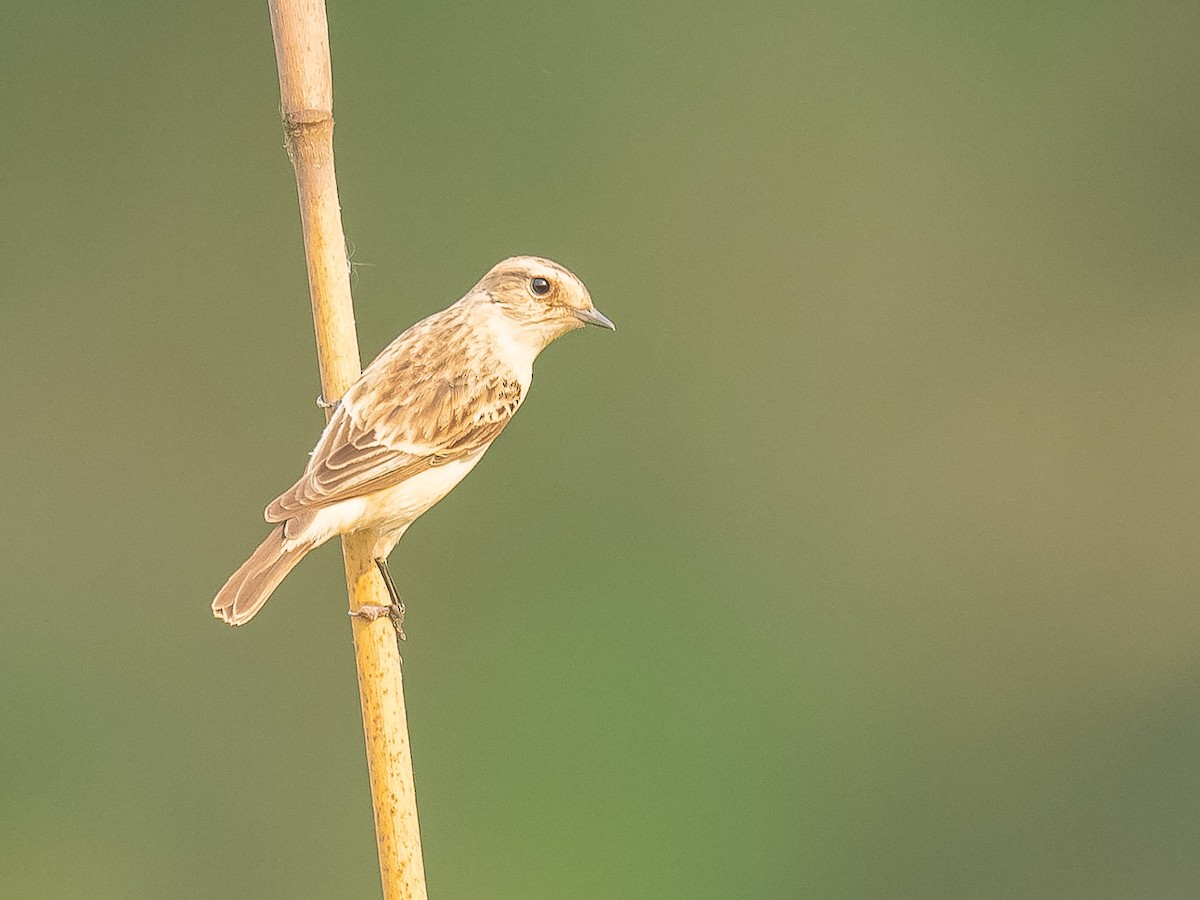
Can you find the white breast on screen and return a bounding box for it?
[480,306,538,390]
[283,451,488,552]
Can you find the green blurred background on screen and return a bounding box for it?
[3,2,1199,897]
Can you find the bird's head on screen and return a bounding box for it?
[473,256,615,349]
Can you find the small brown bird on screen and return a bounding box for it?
[212,256,614,627]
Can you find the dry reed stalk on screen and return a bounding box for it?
[266,2,428,896]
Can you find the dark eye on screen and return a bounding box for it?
[530,276,551,296]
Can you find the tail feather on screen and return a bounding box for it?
[212,524,315,626]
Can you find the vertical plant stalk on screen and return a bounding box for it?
[266,2,428,897]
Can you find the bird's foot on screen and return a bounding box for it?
[350,603,406,644]
[316,394,341,411]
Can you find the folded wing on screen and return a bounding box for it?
[265,345,524,522]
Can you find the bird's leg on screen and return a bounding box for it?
[349,557,406,645]
[316,394,342,412]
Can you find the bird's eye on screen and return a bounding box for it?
[530,276,551,296]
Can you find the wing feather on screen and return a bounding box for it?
[265,311,524,522]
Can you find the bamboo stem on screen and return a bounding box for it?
[266,3,428,896]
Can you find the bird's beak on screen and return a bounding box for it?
[574,306,616,331]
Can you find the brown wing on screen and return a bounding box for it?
[265,312,524,522]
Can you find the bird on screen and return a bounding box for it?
[212,255,614,628]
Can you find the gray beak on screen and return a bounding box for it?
[574,306,616,331]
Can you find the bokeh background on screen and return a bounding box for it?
[3,3,1199,897]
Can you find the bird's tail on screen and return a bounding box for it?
[212,524,315,626]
